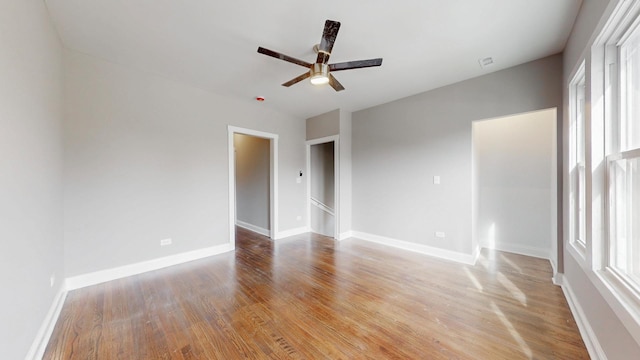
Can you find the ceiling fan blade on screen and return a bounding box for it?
[328,74,345,92]
[316,20,341,64]
[258,47,312,68]
[282,72,311,87]
[329,58,383,72]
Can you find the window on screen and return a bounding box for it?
[603,5,640,299]
[570,63,587,253]
[608,154,640,289]
[574,0,640,338]
[621,27,640,152]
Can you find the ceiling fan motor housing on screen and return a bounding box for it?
[310,63,329,85]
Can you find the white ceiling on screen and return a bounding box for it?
[45,0,582,119]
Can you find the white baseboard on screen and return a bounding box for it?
[274,226,309,240]
[351,231,477,265]
[552,271,563,286]
[557,276,608,360]
[236,220,270,237]
[338,231,353,241]
[550,260,561,285]
[65,243,234,290]
[482,241,550,260]
[26,287,67,360]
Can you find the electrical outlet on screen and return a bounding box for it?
[435,231,445,238]
[50,274,55,288]
[160,238,172,246]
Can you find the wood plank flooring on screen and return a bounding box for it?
[44,228,589,359]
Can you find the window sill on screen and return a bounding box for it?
[566,243,640,344]
[568,240,587,263]
[590,268,640,345]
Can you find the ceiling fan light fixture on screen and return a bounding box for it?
[257,19,382,91]
[309,63,329,85]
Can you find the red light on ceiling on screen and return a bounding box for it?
[256,96,265,102]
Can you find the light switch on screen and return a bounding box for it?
[296,177,302,184]
[433,176,441,185]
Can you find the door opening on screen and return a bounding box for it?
[228,126,278,247]
[307,136,339,239]
[234,133,271,236]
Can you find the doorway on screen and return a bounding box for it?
[307,136,339,239]
[228,126,278,247]
[472,108,557,264]
[234,133,270,236]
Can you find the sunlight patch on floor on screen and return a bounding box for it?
[463,267,483,291]
[490,301,532,359]
[499,254,523,274]
[497,272,527,306]
[477,256,489,269]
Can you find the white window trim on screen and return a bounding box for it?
[584,0,640,344]
[569,62,587,259]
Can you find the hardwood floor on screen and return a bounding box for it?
[44,228,589,359]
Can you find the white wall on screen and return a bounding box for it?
[352,55,563,256]
[474,109,556,259]
[0,0,65,358]
[63,50,306,277]
[561,0,640,358]
[234,134,270,232]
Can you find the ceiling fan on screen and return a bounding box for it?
[257,20,383,92]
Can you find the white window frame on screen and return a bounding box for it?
[587,0,640,342]
[604,4,640,298]
[569,62,587,258]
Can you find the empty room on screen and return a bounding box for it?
[2,0,640,359]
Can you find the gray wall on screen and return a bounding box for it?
[562,0,640,357]
[474,109,556,259]
[306,109,353,238]
[338,110,353,236]
[310,142,335,209]
[310,142,335,237]
[234,134,270,232]
[0,0,65,358]
[63,50,306,277]
[352,54,563,255]
[306,109,340,140]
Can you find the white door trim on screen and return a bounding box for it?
[228,126,279,247]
